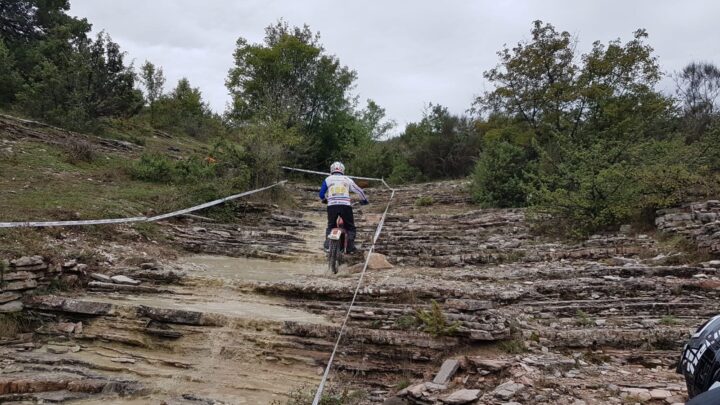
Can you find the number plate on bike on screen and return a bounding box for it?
[328,229,342,240]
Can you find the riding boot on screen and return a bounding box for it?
[323,224,332,251]
[346,230,357,254]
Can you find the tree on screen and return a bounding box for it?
[0,39,22,106]
[153,78,223,138]
[675,62,720,140]
[476,21,577,143]
[0,1,39,41]
[17,32,143,129]
[399,104,481,180]
[139,60,166,124]
[474,21,677,235]
[226,21,359,168]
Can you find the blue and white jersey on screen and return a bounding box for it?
[319,174,367,206]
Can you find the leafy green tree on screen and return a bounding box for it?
[347,101,398,179]
[139,60,166,125]
[475,21,679,235]
[471,125,534,208]
[398,104,481,180]
[0,0,88,43]
[16,32,143,130]
[226,21,360,168]
[0,1,39,41]
[0,39,22,106]
[153,78,224,138]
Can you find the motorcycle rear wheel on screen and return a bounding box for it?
[328,239,341,274]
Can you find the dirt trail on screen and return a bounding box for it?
[3,181,719,404]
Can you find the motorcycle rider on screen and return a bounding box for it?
[319,161,368,253]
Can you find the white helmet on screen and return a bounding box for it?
[330,161,345,174]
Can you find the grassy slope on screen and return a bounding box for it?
[0,116,256,259]
[0,122,217,222]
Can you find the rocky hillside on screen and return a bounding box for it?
[1,174,719,404]
[3,114,720,404]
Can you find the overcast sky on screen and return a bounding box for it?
[68,1,719,131]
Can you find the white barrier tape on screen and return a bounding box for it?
[0,181,287,228]
[281,166,393,190]
[311,188,395,405]
[0,217,148,229]
[146,181,287,222]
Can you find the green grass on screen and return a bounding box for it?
[0,141,254,222]
[660,315,679,325]
[499,338,527,354]
[0,312,36,339]
[395,378,411,390]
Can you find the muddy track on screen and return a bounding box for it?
[1,181,718,404]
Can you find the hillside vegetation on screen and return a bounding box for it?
[0,2,719,238]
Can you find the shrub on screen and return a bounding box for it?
[471,140,531,208]
[274,385,366,405]
[396,379,411,390]
[414,196,434,207]
[394,314,420,330]
[415,300,460,337]
[62,138,97,164]
[660,315,678,325]
[130,153,176,183]
[576,310,594,327]
[0,312,36,338]
[129,153,218,184]
[499,338,527,354]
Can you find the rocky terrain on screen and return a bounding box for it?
[1,180,719,404]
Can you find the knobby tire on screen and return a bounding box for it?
[328,239,340,274]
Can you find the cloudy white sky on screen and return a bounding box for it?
[68,1,719,130]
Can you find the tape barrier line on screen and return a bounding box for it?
[0,217,148,229]
[0,180,287,228]
[281,166,393,190]
[311,188,396,405]
[146,181,287,222]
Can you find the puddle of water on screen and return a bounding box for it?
[178,254,326,282]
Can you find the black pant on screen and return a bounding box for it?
[326,205,356,235]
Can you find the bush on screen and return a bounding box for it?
[471,140,531,208]
[130,153,176,183]
[62,138,97,164]
[129,153,218,184]
[416,300,460,337]
[498,338,527,354]
[414,196,434,207]
[274,385,366,405]
[394,314,420,330]
[0,312,36,338]
[575,310,594,327]
[528,136,720,238]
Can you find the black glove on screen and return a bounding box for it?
[360,200,369,206]
[321,199,328,204]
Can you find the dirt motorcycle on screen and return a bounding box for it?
[326,214,348,274]
[324,202,363,274]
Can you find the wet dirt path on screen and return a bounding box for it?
[16,207,341,404]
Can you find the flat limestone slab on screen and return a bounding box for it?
[433,359,460,384]
[0,300,23,313]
